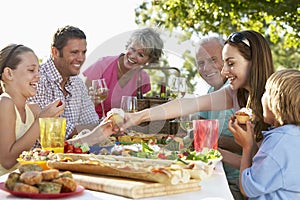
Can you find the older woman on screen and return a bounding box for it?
[83,27,164,119]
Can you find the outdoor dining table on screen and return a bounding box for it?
[0,161,234,200]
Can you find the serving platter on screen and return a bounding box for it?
[72,172,201,199]
[0,182,84,199]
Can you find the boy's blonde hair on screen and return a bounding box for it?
[265,69,300,126]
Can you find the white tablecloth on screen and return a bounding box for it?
[0,162,234,200]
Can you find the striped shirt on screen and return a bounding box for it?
[28,57,99,139]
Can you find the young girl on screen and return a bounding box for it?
[229,69,300,199]
[0,44,65,176]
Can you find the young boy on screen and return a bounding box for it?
[229,69,300,199]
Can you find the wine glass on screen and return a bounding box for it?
[169,76,179,99]
[169,76,187,99]
[180,113,199,148]
[120,96,137,113]
[120,96,137,133]
[91,79,109,120]
[178,77,187,98]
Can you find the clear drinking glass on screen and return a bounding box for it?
[179,113,199,148]
[169,76,179,99]
[91,79,109,120]
[120,96,137,133]
[178,77,187,98]
[120,96,137,113]
[169,76,187,99]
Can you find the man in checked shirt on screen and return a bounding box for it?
[28,25,100,140]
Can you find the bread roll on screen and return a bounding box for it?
[105,108,125,127]
[41,169,60,180]
[19,171,43,185]
[5,172,20,190]
[52,177,77,192]
[13,182,39,193]
[18,164,43,173]
[38,181,62,194]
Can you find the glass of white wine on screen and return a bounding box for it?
[91,78,109,120]
[169,75,179,99]
[169,76,187,99]
[120,96,137,133]
[180,113,199,147]
[178,77,187,98]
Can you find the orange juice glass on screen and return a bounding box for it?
[39,117,66,153]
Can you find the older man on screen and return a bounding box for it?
[196,36,246,200]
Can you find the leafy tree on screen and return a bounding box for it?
[135,0,300,71]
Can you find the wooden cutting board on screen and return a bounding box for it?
[73,172,201,199]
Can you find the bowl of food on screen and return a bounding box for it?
[17,148,56,170]
[17,159,50,170]
[179,148,223,180]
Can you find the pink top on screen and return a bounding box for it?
[83,54,151,118]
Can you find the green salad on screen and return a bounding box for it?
[128,142,222,163]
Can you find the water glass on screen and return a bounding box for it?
[120,96,137,113]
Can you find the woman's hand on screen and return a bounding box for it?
[122,111,146,131]
[96,120,120,138]
[68,120,119,146]
[38,99,65,118]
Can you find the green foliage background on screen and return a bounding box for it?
[135,0,300,93]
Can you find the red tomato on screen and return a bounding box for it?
[74,147,82,154]
[157,153,167,159]
[66,149,74,153]
[64,141,69,152]
[149,140,156,145]
[67,144,74,152]
[182,151,190,157]
[40,150,51,156]
[57,100,63,107]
